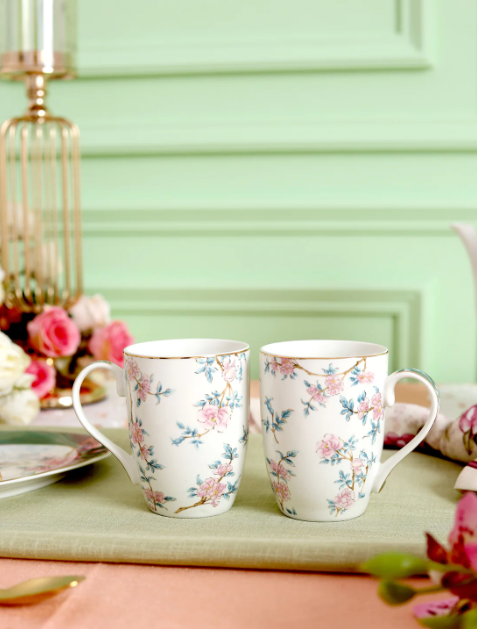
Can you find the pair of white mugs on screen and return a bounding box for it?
[73,338,439,522]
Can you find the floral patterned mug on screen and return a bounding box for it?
[73,339,250,518]
[260,340,440,522]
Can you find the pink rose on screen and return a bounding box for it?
[89,320,134,368]
[351,458,365,472]
[372,392,384,420]
[307,385,326,404]
[130,421,144,445]
[269,459,290,481]
[357,399,369,420]
[279,359,296,376]
[316,433,343,459]
[197,403,231,432]
[215,463,233,477]
[272,481,291,503]
[222,357,236,382]
[126,358,141,382]
[357,371,375,384]
[334,488,354,511]
[459,405,477,434]
[25,358,56,399]
[325,374,343,396]
[137,375,151,402]
[27,307,80,358]
[144,488,165,505]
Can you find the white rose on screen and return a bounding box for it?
[0,331,30,396]
[0,387,39,425]
[69,294,110,332]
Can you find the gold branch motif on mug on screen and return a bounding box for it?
[171,353,247,448]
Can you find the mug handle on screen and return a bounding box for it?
[373,368,440,493]
[72,361,140,485]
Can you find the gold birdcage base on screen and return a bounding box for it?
[40,377,106,410]
[0,51,75,80]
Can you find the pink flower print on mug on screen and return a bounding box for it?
[222,358,236,382]
[334,488,354,511]
[325,374,344,396]
[197,403,231,432]
[316,434,344,460]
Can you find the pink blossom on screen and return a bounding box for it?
[25,358,56,399]
[269,360,279,373]
[357,399,369,420]
[307,385,326,404]
[126,358,141,382]
[334,488,354,511]
[197,403,231,432]
[273,481,291,503]
[197,477,227,506]
[413,598,460,621]
[269,459,291,481]
[325,374,344,396]
[215,463,233,476]
[279,359,296,376]
[139,444,149,460]
[222,357,236,382]
[27,307,80,358]
[316,433,343,459]
[351,458,365,472]
[89,320,134,368]
[459,405,477,434]
[137,375,151,402]
[384,432,415,448]
[130,421,144,445]
[372,392,384,420]
[144,488,165,505]
[356,371,375,384]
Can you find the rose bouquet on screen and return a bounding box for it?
[363,491,477,627]
[0,294,134,421]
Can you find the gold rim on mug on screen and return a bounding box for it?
[259,343,389,361]
[123,340,250,361]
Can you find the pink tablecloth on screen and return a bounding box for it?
[0,559,442,629]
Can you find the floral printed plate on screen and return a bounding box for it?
[0,431,110,499]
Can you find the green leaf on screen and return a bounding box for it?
[419,616,461,628]
[378,580,416,605]
[461,609,477,629]
[362,553,429,578]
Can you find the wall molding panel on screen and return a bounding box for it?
[78,0,430,77]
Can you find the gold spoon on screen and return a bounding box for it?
[0,575,85,606]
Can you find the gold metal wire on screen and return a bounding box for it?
[0,74,82,312]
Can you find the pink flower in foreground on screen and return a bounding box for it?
[197,403,231,432]
[25,358,56,399]
[130,421,144,445]
[269,459,290,481]
[89,320,134,368]
[27,307,80,358]
[126,358,141,382]
[357,371,375,384]
[413,598,460,621]
[307,385,326,404]
[325,374,343,396]
[372,392,384,420]
[316,434,343,459]
[273,481,291,503]
[334,488,354,511]
[357,399,369,420]
[459,405,477,434]
[222,357,236,382]
[279,359,296,376]
[137,375,151,402]
[448,492,477,568]
[214,463,233,477]
[144,488,165,506]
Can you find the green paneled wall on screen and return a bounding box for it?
[0,0,476,381]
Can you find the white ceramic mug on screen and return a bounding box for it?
[259,340,439,522]
[73,339,250,518]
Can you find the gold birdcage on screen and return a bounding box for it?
[0,0,82,313]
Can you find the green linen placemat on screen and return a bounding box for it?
[0,428,461,572]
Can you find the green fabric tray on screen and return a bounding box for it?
[0,428,462,572]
